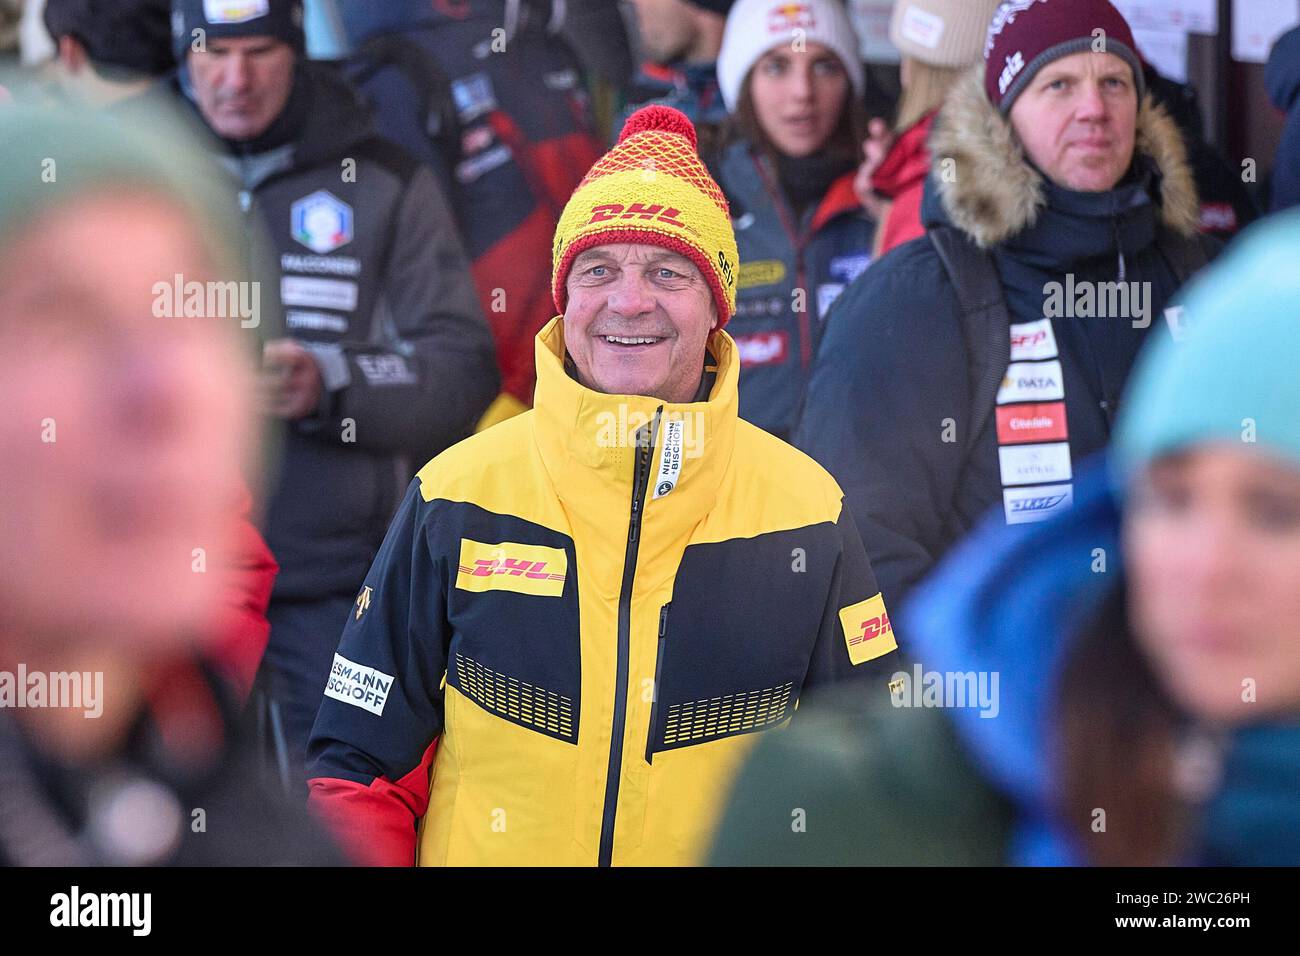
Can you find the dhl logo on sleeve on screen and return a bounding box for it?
[455,539,568,598]
[838,592,898,665]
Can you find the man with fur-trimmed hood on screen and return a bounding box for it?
[795,0,1215,608]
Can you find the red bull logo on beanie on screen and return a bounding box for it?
[768,3,816,33]
[203,0,269,24]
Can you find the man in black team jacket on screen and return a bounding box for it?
[171,0,499,776]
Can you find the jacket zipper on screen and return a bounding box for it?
[238,188,257,307]
[644,602,672,766]
[597,407,662,866]
[752,153,815,372]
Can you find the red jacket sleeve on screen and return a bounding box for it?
[308,739,438,866]
[305,480,448,866]
[207,485,278,701]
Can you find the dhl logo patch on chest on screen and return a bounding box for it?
[838,591,898,666]
[455,539,568,598]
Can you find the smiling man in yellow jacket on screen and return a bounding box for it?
[306,105,901,866]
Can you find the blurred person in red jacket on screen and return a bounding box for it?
[335,0,610,421]
[854,0,1001,259]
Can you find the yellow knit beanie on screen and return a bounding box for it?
[551,105,739,327]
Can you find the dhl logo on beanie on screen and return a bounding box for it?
[551,105,739,328]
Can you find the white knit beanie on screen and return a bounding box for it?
[888,0,1002,68]
[717,0,865,111]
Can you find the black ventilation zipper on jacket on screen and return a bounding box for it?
[597,407,662,867]
[644,602,672,766]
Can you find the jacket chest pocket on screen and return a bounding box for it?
[644,533,834,763]
[445,534,582,745]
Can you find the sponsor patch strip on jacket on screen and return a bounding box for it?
[652,417,685,499]
[997,320,1073,524]
[324,653,394,716]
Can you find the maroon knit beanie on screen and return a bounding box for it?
[983,0,1145,114]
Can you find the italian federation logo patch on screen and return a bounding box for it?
[291,190,354,254]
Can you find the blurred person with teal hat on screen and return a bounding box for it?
[711,211,1300,867]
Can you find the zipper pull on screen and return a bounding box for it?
[658,602,672,639]
[629,444,646,545]
[1112,216,1127,282]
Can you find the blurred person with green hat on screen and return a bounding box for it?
[712,210,1300,867]
[0,99,339,865]
[3,0,285,710]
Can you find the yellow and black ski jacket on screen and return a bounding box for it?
[307,317,900,866]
